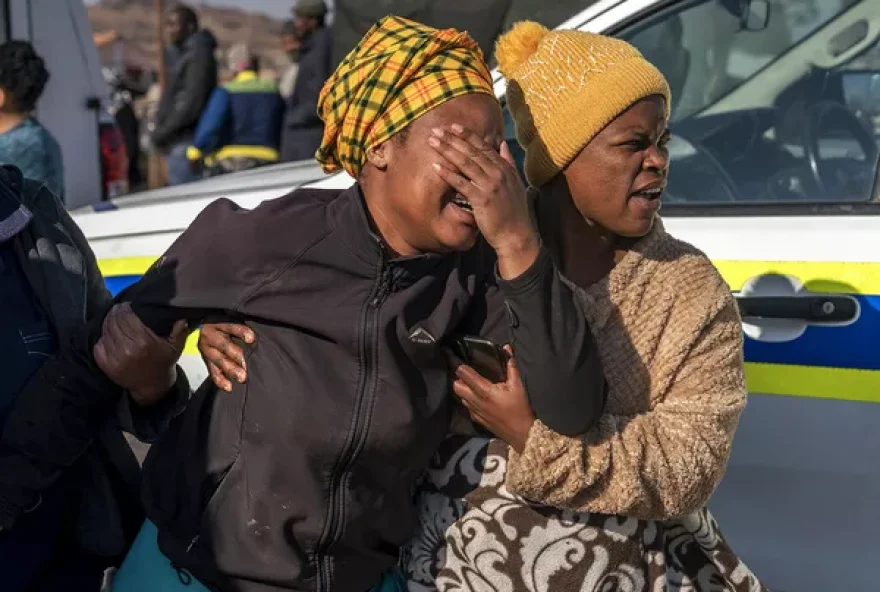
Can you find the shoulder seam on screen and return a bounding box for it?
[232,214,334,312]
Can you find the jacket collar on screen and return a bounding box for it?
[329,184,445,271]
[329,184,384,264]
[0,166,32,243]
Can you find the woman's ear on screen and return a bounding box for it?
[0,89,7,111]
[365,140,391,171]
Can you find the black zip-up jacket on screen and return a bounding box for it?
[1,185,604,591]
[0,166,189,556]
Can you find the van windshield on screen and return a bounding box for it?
[621,0,867,120]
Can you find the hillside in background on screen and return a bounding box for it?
[87,0,289,76]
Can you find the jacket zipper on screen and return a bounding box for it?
[316,253,391,591]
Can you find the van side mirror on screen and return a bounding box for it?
[741,0,770,32]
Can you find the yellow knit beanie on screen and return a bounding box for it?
[496,22,671,187]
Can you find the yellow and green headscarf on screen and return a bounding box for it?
[316,16,496,177]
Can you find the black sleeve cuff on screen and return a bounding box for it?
[119,367,191,444]
[496,245,553,297]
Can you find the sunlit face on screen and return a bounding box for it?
[362,93,503,255]
[552,95,670,238]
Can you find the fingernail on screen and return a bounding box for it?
[428,137,440,147]
[245,333,255,343]
[241,359,247,370]
[431,127,444,137]
[451,124,464,134]
[224,385,232,392]
[238,372,246,383]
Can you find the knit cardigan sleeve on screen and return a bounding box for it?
[504,284,747,521]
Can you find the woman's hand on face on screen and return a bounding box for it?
[93,303,188,407]
[429,125,540,279]
[198,322,254,392]
[448,345,536,453]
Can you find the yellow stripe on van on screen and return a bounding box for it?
[745,363,880,404]
[714,260,880,295]
[98,257,880,295]
[97,256,880,402]
[97,257,156,277]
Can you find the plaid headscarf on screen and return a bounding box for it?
[316,16,495,177]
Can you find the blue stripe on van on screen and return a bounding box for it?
[105,274,141,297]
[743,295,880,371]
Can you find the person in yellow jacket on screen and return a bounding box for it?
[186,43,285,176]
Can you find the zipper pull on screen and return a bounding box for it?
[371,268,391,307]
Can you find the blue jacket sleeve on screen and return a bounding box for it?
[191,87,231,156]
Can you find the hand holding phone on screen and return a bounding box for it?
[447,335,507,383]
[445,338,535,451]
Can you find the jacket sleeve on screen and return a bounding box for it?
[465,242,606,437]
[44,191,113,317]
[0,199,263,529]
[49,191,193,441]
[189,87,231,158]
[153,44,216,147]
[504,292,747,520]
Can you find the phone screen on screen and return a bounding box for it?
[454,336,507,383]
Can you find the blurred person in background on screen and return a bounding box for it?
[105,65,149,190]
[0,41,64,199]
[278,20,302,101]
[152,4,217,186]
[281,0,332,162]
[186,43,285,176]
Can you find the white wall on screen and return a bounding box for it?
[9,0,106,208]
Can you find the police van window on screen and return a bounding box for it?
[504,0,594,33]
[484,0,596,68]
[616,0,880,205]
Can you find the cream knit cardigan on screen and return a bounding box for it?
[506,221,747,520]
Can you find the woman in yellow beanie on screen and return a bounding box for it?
[403,22,766,591]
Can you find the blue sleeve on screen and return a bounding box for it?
[0,130,64,199]
[192,87,231,155]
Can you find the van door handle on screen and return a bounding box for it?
[735,295,858,323]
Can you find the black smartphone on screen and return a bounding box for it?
[448,335,507,383]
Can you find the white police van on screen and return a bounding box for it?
[73,1,880,590]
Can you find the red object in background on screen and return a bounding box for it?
[100,120,130,199]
